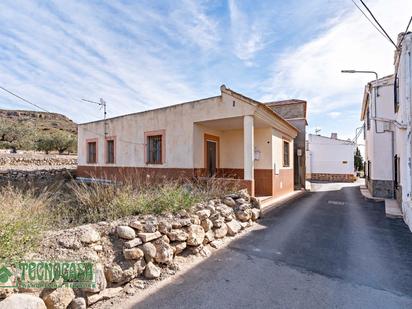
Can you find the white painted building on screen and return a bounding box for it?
[361,75,396,198]
[360,32,412,231]
[393,32,412,230]
[77,85,298,198]
[306,133,356,182]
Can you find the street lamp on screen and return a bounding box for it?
[341,69,380,142]
[341,69,379,97]
[341,69,378,81]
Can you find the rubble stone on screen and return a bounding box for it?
[144,262,161,279]
[138,231,162,242]
[116,226,136,240]
[187,225,205,246]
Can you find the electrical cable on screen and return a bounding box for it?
[350,0,392,46]
[398,16,412,48]
[359,0,398,49]
[0,86,145,145]
[0,86,50,113]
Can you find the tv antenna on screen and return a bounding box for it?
[315,128,321,135]
[82,98,108,136]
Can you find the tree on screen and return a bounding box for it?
[52,131,77,154]
[354,147,364,172]
[0,120,34,152]
[36,131,77,154]
[36,134,55,154]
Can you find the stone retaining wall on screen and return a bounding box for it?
[366,178,394,198]
[307,173,356,182]
[0,168,75,181]
[0,154,77,167]
[0,190,261,309]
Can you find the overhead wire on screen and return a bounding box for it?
[397,16,412,48]
[358,0,398,49]
[0,86,50,113]
[0,86,145,146]
[350,0,392,46]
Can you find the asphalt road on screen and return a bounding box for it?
[126,182,412,309]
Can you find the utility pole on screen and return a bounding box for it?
[82,98,108,136]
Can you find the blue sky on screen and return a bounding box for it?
[0,0,411,140]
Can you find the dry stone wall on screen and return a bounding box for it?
[0,168,75,181]
[0,153,77,167]
[0,190,261,308]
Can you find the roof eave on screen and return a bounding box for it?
[220,86,299,134]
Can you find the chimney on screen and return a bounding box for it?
[331,133,337,139]
[397,32,405,46]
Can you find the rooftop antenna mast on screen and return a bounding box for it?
[82,98,108,136]
[353,126,364,145]
[315,128,321,135]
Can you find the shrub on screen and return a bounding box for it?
[137,182,200,214]
[0,185,51,259]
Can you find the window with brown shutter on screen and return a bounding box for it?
[87,141,97,164]
[147,135,162,164]
[106,139,115,164]
[283,141,290,167]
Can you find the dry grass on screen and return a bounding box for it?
[0,177,240,258]
[0,185,51,259]
[54,177,238,226]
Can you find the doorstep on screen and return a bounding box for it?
[259,189,306,216]
[385,199,403,219]
[359,185,385,202]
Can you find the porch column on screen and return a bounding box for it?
[243,115,254,180]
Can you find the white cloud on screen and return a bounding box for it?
[170,0,220,50]
[261,0,412,119]
[228,0,266,65]
[328,111,342,119]
[0,1,220,122]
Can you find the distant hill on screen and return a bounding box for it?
[0,109,77,135]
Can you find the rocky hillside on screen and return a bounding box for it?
[0,108,77,135]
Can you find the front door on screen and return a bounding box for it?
[207,140,217,177]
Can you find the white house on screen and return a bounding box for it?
[361,75,396,198]
[360,32,412,231]
[393,32,412,230]
[77,85,299,198]
[306,133,356,182]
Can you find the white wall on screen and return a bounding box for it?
[364,78,395,181]
[78,89,298,170]
[394,33,412,230]
[78,95,257,168]
[306,134,355,175]
[272,129,293,173]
